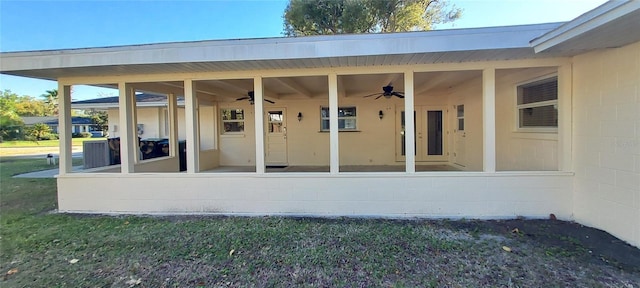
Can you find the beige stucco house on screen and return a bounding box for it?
[1,1,639,247]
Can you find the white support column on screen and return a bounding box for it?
[118,83,136,173]
[328,73,340,174]
[167,93,178,158]
[254,77,266,174]
[184,80,200,173]
[58,84,72,175]
[558,64,573,171]
[404,71,416,173]
[482,68,496,172]
[129,92,139,163]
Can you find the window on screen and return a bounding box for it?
[517,76,558,130]
[456,105,465,131]
[221,108,245,133]
[320,106,357,131]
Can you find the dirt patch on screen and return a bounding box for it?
[439,218,640,273]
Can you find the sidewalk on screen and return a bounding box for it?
[13,165,84,178]
[3,146,84,178]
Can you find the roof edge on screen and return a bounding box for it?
[530,0,640,52]
[2,22,561,56]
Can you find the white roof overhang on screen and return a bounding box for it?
[531,0,640,54]
[1,23,562,81]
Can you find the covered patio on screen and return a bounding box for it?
[3,23,573,218]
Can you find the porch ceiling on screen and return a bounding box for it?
[115,70,485,102]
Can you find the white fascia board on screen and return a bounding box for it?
[0,23,559,73]
[531,0,640,53]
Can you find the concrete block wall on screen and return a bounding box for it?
[572,41,640,248]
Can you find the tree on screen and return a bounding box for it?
[0,90,24,141]
[27,123,52,140]
[41,89,58,116]
[283,0,462,36]
[15,96,47,116]
[87,109,108,132]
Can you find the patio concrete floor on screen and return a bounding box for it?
[203,164,461,173]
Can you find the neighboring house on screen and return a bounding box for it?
[22,116,96,135]
[1,1,639,248]
[71,94,186,139]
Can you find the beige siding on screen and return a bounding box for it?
[58,173,573,219]
[572,41,640,248]
[495,68,559,171]
[447,77,484,171]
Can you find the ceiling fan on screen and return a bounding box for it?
[363,83,405,100]
[236,91,275,105]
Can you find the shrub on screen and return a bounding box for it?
[39,133,59,140]
[72,132,92,138]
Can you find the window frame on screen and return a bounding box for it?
[515,74,558,133]
[220,108,246,135]
[320,106,358,132]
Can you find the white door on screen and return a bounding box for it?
[453,105,466,167]
[397,106,448,162]
[265,109,288,166]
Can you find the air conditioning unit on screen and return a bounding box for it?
[83,140,110,169]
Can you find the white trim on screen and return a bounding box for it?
[184,80,200,173]
[404,71,416,173]
[531,0,640,52]
[254,77,265,174]
[482,68,496,172]
[54,58,571,86]
[58,85,73,175]
[328,73,339,174]
[1,23,561,75]
[118,83,137,173]
[515,75,559,132]
[557,63,572,172]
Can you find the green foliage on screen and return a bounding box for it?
[41,89,59,116]
[0,90,25,141]
[86,109,108,131]
[15,95,47,116]
[283,0,462,36]
[72,132,93,138]
[26,123,53,141]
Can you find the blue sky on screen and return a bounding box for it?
[0,0,607,100]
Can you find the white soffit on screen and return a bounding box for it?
[531,0,640,53]
[0,23,561,81]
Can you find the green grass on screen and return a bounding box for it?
[0,158,638,287]
[0,137,105,148]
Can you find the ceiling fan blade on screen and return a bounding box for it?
[264,99,275,104]
[392,92,405,98]
[375,95,383,100]
[236,96,249,101]
[363,93,382,98]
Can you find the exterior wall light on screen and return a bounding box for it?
[297,112,303,121]
[378,110,384,120]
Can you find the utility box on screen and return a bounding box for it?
[83,140,110,169]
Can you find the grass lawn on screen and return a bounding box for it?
[0,137,106,148]
[1,158,639,287]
